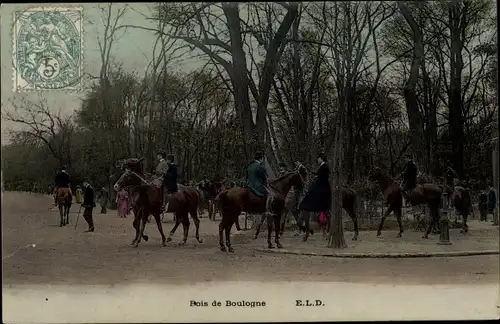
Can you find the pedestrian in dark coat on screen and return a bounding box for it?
[82,179,96,232]
[299,153,332,212]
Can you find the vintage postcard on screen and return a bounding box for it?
[1,2,499,323]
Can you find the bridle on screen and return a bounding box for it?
[113,168,162,191]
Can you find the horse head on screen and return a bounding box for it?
[270,169,306,195]
[368,166,385,182]
[113,157,145,191]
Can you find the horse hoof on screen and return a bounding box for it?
[376,232,381,236]
[59,224,63,227]
[197,238,203,243]
[132,243,139,248]
[302,236,308,242]
[178,241,186,246]
[396,234,402,238]
[422,235,428,239]
[252,235,258,240]
[352,236,358,241]
[161,242,167,247]
[276,242,283,249]
[166,237,172,242]
[268,244,275,249]
[220,246,227,252]
[228,247,235,253]
[143,235,149,242]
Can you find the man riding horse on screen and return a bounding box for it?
[246,151,273,217]
[446,165,459,188]
[156,152,179,212]
[401,154,418,201]
[53,166,72,205]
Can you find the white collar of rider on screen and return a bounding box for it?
[160,158,165,162]
[319,161,325,167]
[61,170,67,173]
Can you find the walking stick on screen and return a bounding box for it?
[74,205,82,230]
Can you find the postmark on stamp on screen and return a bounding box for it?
[12,7,83,92]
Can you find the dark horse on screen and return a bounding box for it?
[300,188,359,241]
[368,167,442,238]
[113,158,203,248]
[452,186,473,234]
[56,187,72,226]
[216,169,306,252]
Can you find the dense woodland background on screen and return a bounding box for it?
[2,1,498,199]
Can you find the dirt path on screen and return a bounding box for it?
[2,192,499,286]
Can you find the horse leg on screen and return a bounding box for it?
[219,221,227,252]
[234,215,242,231]
[179,213,190,245]
[377,205,394,236]
[153,213,167,246]
[460,206,469,234]
[346,208,359,241]
[225,222,234,253]
[133,215,147,248]
[58,205,64,227]
[267,214,274,249]
[274,213,283,248]
[302,211,311,242]
[131,216,140,245]
[252,214,264,240]
[279,210,287,238]
[395,207,404,238]
[190,210,203,243]
[167,214,182,242]
[423,205,437,239]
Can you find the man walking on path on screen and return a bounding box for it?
[82,179,96,232]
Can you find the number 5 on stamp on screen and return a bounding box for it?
[12,7,83,92]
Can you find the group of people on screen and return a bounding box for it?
[50,148,498,233]
[245,151,332,230]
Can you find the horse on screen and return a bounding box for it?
[55,187,72,226]
[216,169,306,252]
[113,158,203,248]
[299,188,359,241]
[368,167,442,239]
[452,186,473,234]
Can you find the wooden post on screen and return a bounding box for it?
[437,210,452,245]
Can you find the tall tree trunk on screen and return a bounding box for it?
[397,2,425,169]
[449,0,465,177]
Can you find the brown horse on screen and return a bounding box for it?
[300,188,359,241]
[113,158,202,248]
[216,169,306,252]
[452,186,473,234]
[368,167,442,238]
[56,187,72,226]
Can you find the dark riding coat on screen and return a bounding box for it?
[83,185,96,208]
[402,161,418,187]
[55,171,71,188]
[163,163,179,193]
[246,160,268,197]
[299,162,332,212]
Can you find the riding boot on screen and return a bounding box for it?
[161,191,168,212]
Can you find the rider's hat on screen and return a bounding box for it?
[405,154,413,159]
[318,152,327,162]
[157,151,166,158]
[167,154,175,161]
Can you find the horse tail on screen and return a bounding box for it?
[217,190,229,214]
[196,188,204,210]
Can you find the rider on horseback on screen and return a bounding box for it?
[246,151,273,217]
[446,165,459,188]
[54,166,72,205]
[401,154,418,201]
[160,154,179,212]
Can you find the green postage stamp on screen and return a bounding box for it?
[12,7,83,92]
